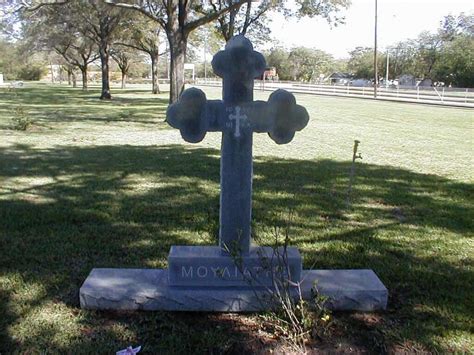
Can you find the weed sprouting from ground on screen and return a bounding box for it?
[9,88,33,131]
[227,209,333,352]
[346,139,362,208]
[260,211,332,352]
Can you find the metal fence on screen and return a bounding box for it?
[194,78,474,108]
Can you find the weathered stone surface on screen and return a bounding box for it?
[80,268,387,312]
[212,35,266,104]
[266,89,310,144]
[300,269,388,311]
[168,245,302,287]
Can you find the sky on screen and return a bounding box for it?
[267,0,474,58]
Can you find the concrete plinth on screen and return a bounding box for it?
[80,268,387,312]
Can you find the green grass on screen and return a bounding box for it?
[0,83,473,353]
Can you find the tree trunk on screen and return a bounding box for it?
[151,52,160,94]
[50,62,55,83]
[168,32,187,103]
[72,72,77,88]
[67,70,72,85]
[121,71,126,89]
[81,66,88,90]
[99,41,111,100]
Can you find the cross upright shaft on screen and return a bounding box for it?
[212,36,266,255]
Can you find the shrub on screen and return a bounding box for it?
[16,65,46,81]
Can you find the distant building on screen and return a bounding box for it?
[328,72,353,85]
[260,67,278,81]
[398,74,416,87]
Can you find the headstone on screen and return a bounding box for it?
[80,36,388,312]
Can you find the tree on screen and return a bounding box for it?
[439,12,474,41]
[385,41,418,80]
[432,13,474,87]
[347,47,379,79]
[115,17,164,94]
[110,46,133,88]
[0,39,47,80]
[108,0,254,103]
[266,47,291,80]
[379,13,474,87]
[414,31,443,78]
[55,39,99,90]
[73,1,128,99]
[208,0,275,45]
[17,0,128,99]
[20,2,101,90]
[287,47,335,82]
[29,18,99,89]
[265,46,343,82]
[210,0,350,48]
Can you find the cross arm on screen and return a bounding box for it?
[244,89,310,144]
[167,88,309,145]
[166,88,225,143]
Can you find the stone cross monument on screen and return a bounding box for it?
[167,35,309,256]
[80,36,388,312]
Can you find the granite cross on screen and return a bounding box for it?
[167,35,309,255]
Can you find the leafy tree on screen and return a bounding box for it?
[433,36,473,87]
[287,47,334,82]
[108,0,252,103]
[17,0,129,99]
[208,0,275,45]
[211,0,351,52]
[347,47,384,79]
[384,13,473,86]
[386,41,418,79]
[111,46,142,89]
[414,31,443,78]
[431,13,474,87]
[73,2,128,99]
[22,6,99,90]
[114,16,165,94]
[266,47,292,80]
[0,38,47,80]
[439,12,474,40]
[266,46,341,82]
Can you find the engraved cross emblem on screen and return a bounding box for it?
[228,106,247,138]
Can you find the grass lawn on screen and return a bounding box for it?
[0,83,473,353]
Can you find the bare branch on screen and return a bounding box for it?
[105,0,166,27]
[185,0,248,33]
[19,0,70,13]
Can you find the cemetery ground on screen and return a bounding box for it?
[0,83,473,353]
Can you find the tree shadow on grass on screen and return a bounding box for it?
[1,85,166,105]
[0,144,472,353]
[0,88,170,131]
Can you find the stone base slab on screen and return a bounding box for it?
[80,268,387,312]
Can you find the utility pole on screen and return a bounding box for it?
[374,0,378,98]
